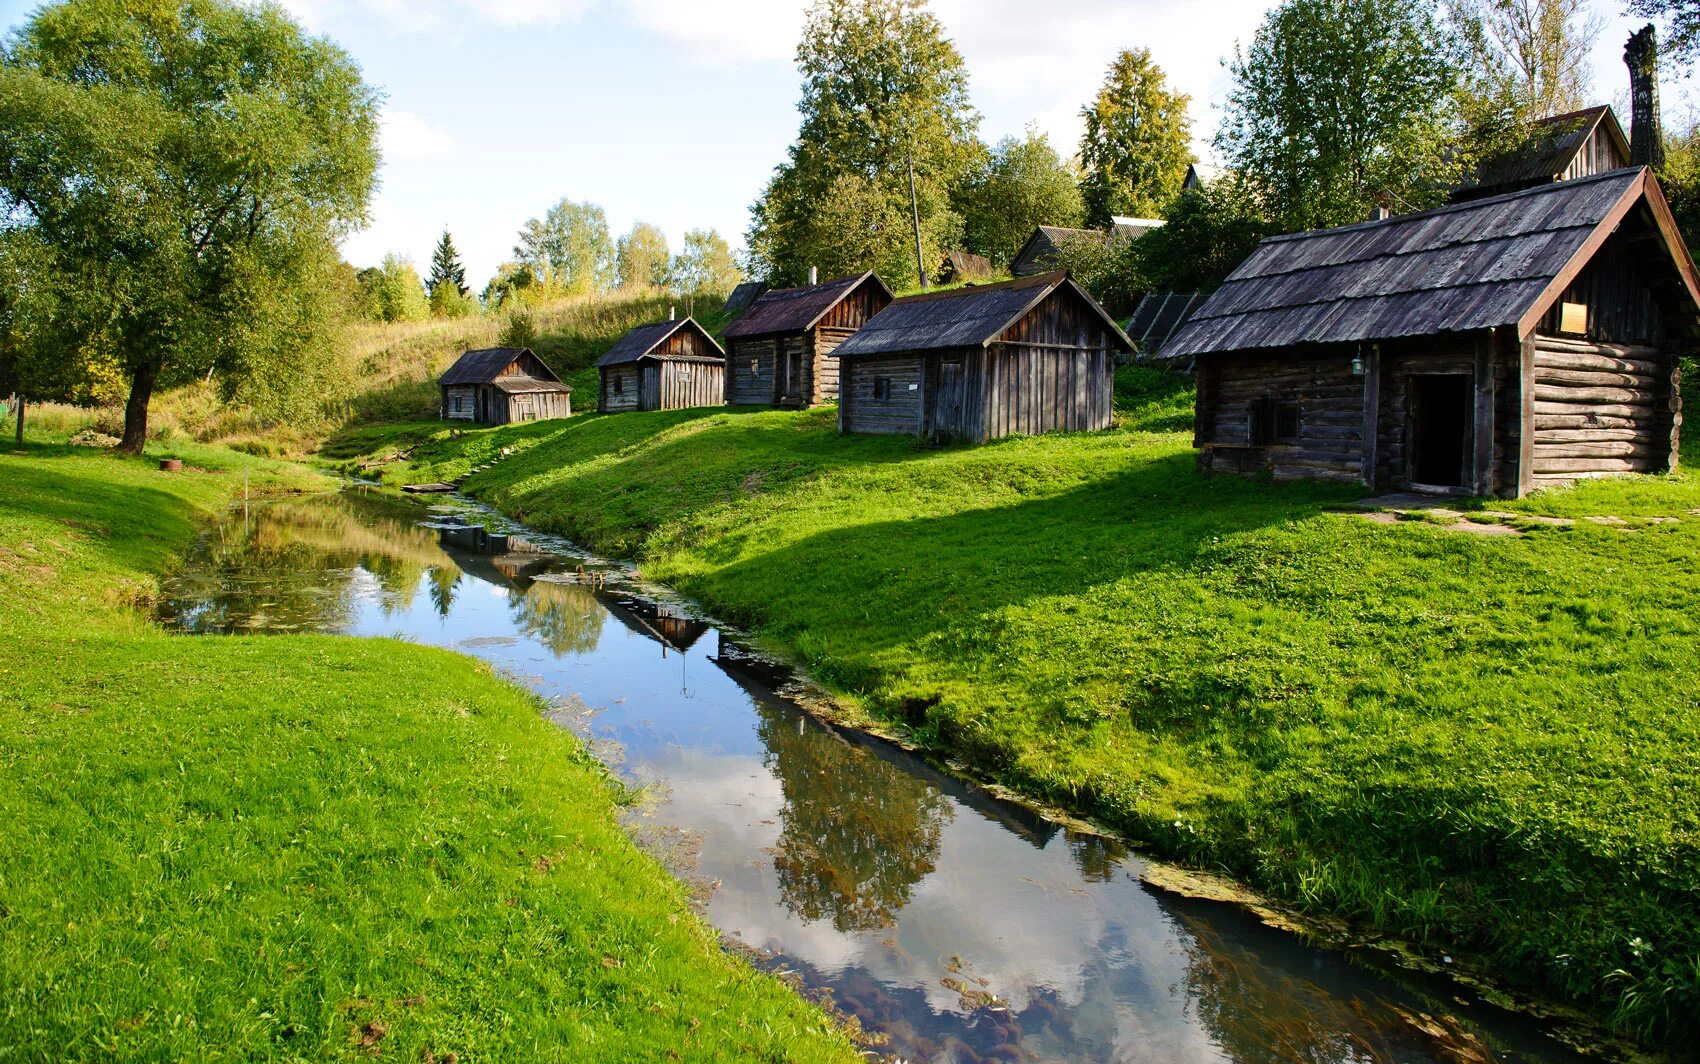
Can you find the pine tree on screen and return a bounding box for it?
[427,229,469,299]
[1078,50,1194,226]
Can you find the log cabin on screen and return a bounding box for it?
[1008,218,1164,277]
[439,347,572,424]
[1451,105,1630,203]
[595,317,726,413]
[937,250,995,285]
[1167,167,1699,496]
[720,271,893,407]
[833,271,1133,443]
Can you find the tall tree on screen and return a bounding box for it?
[615,222,672,290]
[370,255,428,322]
[670,229,743,307]
[1450,0,1602,137]
[1628,0,1700,66]
[746,0,980,286]
[0,0,379,453]
[1218,0,1462,232]
[1078,49,1195,225]
[959,127,1085,265]
[427,229,469,299]
[513,198,615,295]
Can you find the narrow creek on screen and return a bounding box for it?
[158,488,1596,1064]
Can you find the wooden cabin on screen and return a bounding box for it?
[720,271,893,407]
[1168,167,1698,497]
[833,271,1133,443]
[937,250,995,285]
[438,347,572,424]
[595,317,726,413]
[1008,219,1164,277]
[1452,105,1630,203]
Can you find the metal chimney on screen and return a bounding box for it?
[1627,24,1666,170]
[808,265,818,286]
[669,305,676,320]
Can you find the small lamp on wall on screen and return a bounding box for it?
[1350,343,1379,377]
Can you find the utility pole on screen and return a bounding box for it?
[907,143,927,290]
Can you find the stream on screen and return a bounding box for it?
[158,488,1594,1064]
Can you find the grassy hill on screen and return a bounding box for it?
[335,368,1700,1050]
[0,440,856,1062]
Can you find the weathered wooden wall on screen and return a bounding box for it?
[499,389,571,423]
[600,366,641,413]
[727,338,776,405]
[1195,352,1368,483]
[1529,334,1679,482]
[443,386,476,420]
[653,361,724,410]
[839,355,925,434]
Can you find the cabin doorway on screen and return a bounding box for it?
[931,359,967,438]
[1408,374,1473,490]
[779,346,804,404]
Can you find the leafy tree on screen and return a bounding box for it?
[959,127,1085,265]
[615,222,671,290]
[1051,231,1147,319]
[427,229,470,300]
[746,0,980,286]
[497,309,538,350]
[1659,115,1700,249]
[513,199,615,295]
[482,262,540,309]
[670,229,743,305]
[1078,49,1195,225]
[1628,0,1700,66]
[428,282,476,319]
[1218,0,1462,232]
[371,255,429,322]
[1133,175,1276,293]
[1449,0,1601,156]
[0,0,379,453]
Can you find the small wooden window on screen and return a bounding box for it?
[872,377,892,400]
[1249,396,1301,445]
[749,358,760,374]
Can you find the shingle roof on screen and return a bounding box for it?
[1165,168,1683,359]
[723,281,768,314]
[721,271,892,339]
[1458,106,1629,200]
[491,376,571,394]
[439,347,555,386]
[1126,292,1206,355]
[595,317,725,368]
[833,272,1133,358]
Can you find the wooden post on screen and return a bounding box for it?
[1518,335,1536,496]
[13,394,23,450]
[1361,345,1381,490]
[838,360,850,435]
[1473,330,1497,496]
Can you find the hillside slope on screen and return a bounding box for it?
[357,372,1700,1048]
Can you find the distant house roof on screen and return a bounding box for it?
[1126,292,1207,356]
[721,271,893,339]
[1166,167,1700,359]
[833,272,1133,358]
[438,347,567,388]
[1110,216,1166,238]
[1183,163,1226,190]
[938,250,995,283]
[595,317,726,368]
[1009,222,1162,276]
[723,281,768,314]
[1455,105,1630,202]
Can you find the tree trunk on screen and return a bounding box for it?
[119,362,158,456]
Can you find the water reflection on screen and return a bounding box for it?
[159,491,1590,1064]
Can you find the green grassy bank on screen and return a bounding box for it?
[342,370,1700,1049]
[0,442,856,1062]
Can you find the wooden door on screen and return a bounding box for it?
[779,341,804,403]
[933,359,966,437]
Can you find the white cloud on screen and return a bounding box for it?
[274,0,591,33]
[615,0,803,63]
[381,109,455,162]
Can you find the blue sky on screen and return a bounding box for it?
[0,0,1680,288]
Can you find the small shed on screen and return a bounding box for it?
[595,317,726,413]
[1453,105,1630,203]
[833,271,1133,443]
[439,347,572,424]
[1168,167,1698,496]
[937,250,995,285]
[720,271,894,407]
[1009,220,1164,277]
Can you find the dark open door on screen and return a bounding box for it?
[778,342,804,404]
[1408,374,1473,489]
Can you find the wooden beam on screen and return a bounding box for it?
[1474,330,1497,495]
[1518,335,1535,497]
[1361,344,1381,490]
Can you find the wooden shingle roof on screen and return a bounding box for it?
[439,347,563,386]
[720,271,892,339]
[1165,167,1700,359]
[832,272,1133,357]
[1459,106,1630,200]
[595,317,726,368]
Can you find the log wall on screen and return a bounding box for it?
[1529,333,1679,482]
[840,355,925,434]
[1196,352,1367,483]
[727,338,776,405]
[600,366,641,413]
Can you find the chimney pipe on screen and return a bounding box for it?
[669,305,676,320]
[1369,206,1391,222]
[1627,24,1665,170]
[808,265,818,286]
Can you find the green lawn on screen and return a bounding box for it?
[0,441,856,1062]
[347,368,1700,1049]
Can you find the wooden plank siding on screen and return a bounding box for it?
[656,360,724,410]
